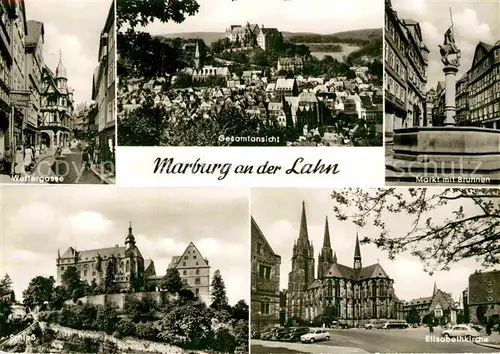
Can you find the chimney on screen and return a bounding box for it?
[115,244,119,248]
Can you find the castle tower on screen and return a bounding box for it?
[287,201,316,320]
[125,222,136,250]
[194,40,201,70]
[318,215,333,279]
[55,50,67,90]
[353,232,362,270]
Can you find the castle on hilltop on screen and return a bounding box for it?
[56,223,210,303]
[225,22,282,51]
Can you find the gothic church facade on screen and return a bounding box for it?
[287,202,403,326]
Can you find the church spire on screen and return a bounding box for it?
[353,232,362,270]
[333,251,337,263]
[354,232,361,259]
[323,215,331,248]
[125,222,136,250]
[298,200,309,241]
[194,39,201,70]
[433,281,437,296]
[55,50,67,78]
[57,249,60,259]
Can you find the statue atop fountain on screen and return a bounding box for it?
[439,26,461,67]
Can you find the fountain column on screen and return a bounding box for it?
[443,64,458,126]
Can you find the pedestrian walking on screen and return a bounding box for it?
[24,145,34,172]
[4,146,12,175]
[14,146,25,176]
[429,324,434,333]
[486,319,493,336]
[82,146,90,169]
[35,145,40,160]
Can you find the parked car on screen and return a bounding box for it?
[300,328,331,343]
[272,327,290,341]
[382,320,409,329]
[365,319,387,329]
[261,327,280,340]
[282,327,310,342]
[442,325,480,338]
[468,324,484,332]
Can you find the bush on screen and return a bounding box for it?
[63,337,100,353]
[77,303,98,330]
[234,319,249,353]
[158,301,213,349]
[58,307,82,329]
[38,310,59,323]
[93,305,118,334]
[135,322,157,341]
[116,319,136,337]
[211,327,236,353]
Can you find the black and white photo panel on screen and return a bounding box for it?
[117,0,383,147]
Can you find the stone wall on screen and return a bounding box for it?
[468,304,500,324]
[65,291,176,310]
[251,218,281,332]
[39,322,209,354]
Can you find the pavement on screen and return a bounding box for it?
[252,339,368,354]
[1,147,111,185]
[90,162,116,184]
[476,333,500,351]
[253,328,499,353]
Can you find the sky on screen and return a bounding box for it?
[140,0,383,35]
[0,187,250,305]
[392,0,500,91]
[25,0,112,104]
[251,188,494,303]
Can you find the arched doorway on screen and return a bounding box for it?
[41,132,50,147]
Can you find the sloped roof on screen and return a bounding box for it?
[406,296,433,306]
[60,246,127,261]
[251,216,280,257]
[268,102,283,111]
[276,78,296,90]
[26,20,44,46]
[298,91,318,103]
[324,262,390,281]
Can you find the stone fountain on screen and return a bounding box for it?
[386,16,500,184]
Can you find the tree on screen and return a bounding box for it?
[476,305,487,325]
[52,286,68,310]
[0,274,13,297]
[105,262,117,293]
[23,276,55,310]
[158,300,212,349]
[118,31,185,78]
[330,188,500,273]
[117,0,200,30]
[166,106,288,146]
[160,268,183,294]
[61,266,83,295]
[406,306,420,324]
[231,299,249,321]
[118,97,169,146]
[210,270,228,311]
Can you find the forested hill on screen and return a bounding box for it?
[156,28,382,46]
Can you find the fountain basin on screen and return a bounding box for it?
[385,126,500,184]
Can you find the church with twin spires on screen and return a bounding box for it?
[287,202,404,325]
